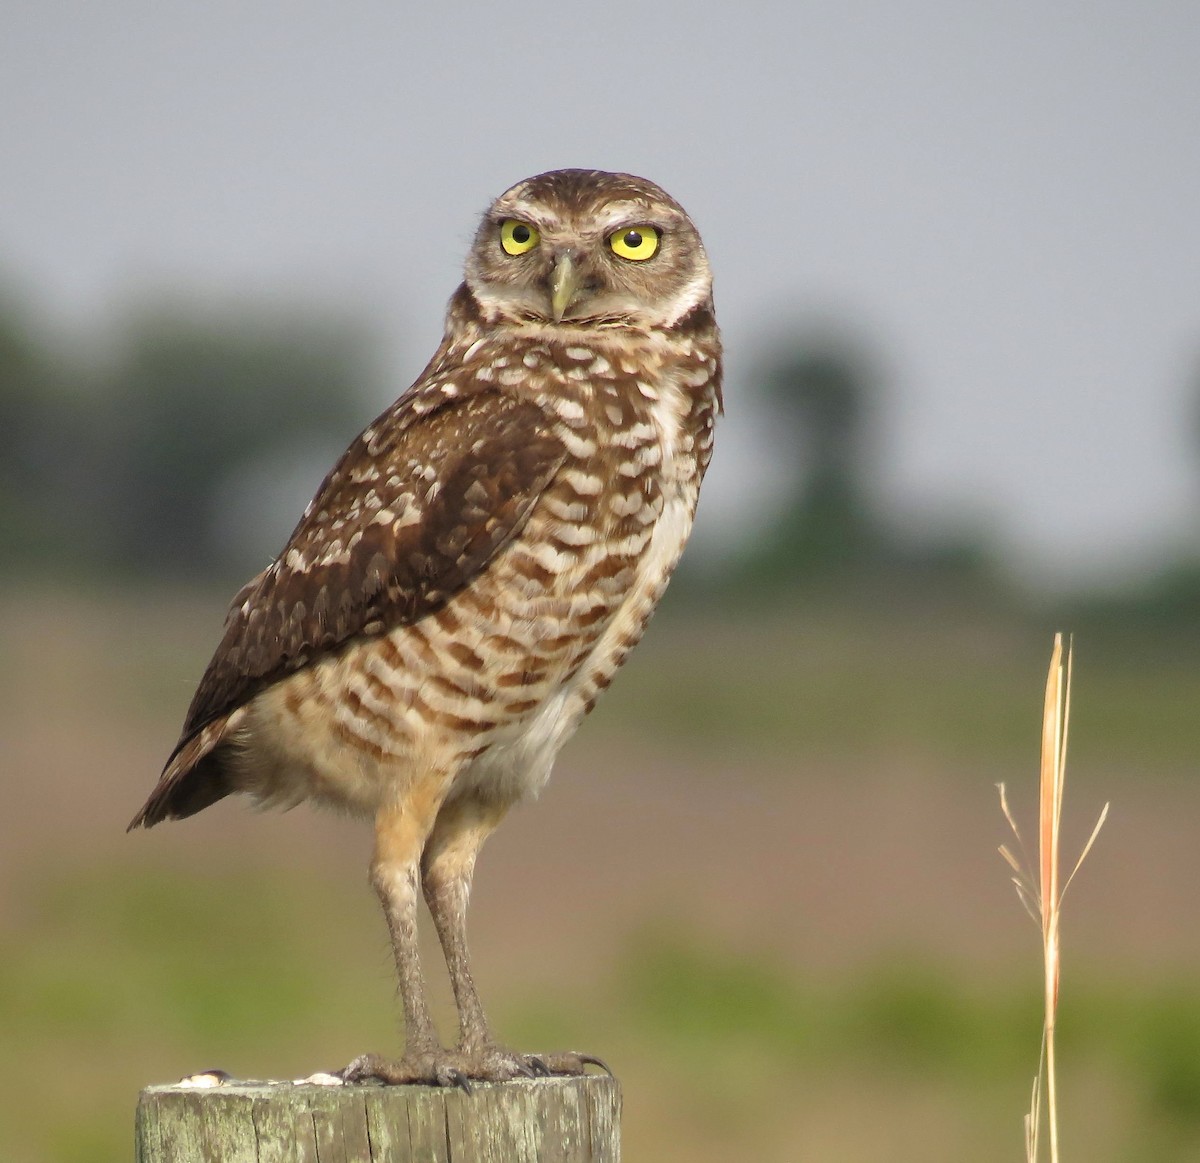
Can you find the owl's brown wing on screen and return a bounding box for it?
[130,385,564,828]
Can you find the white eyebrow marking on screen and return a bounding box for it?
[595,202,668,233]
[494,204,565,233]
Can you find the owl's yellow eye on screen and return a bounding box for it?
[608,225,660,261]
[500,219,540,255]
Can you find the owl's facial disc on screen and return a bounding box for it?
[464,170,712,329]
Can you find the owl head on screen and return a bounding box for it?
[463,169,712,331]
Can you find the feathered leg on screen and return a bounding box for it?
[420,799,507,1059]
[341,775,468,1087]
[421,797,607,1080]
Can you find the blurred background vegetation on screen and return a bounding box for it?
[3,284,1200,1162]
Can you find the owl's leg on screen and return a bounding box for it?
[419,798,523,1078]
[341,778,466,1088]
[421,798,610,1081]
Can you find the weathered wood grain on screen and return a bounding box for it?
[134,1076,621,1163]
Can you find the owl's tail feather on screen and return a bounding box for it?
[127,716,238,830]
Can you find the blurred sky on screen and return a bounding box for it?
[2,1,1199,586]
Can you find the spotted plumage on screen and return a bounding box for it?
[130,168,721,1086]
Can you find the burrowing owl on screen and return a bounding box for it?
[130,169,721,1086]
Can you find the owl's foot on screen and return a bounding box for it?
[525,1051,612,1077]
[339,1045,543,1091]
[338,1046,611,1089]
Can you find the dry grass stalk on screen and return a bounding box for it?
[998,633,1109,1163]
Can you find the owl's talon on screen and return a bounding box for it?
[524,1050,612,1077]
[446,1069,473,1094]
[338,1053,397,1084]
[579,1054,613,1076]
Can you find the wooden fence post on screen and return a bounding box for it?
[134,1076,621,1162]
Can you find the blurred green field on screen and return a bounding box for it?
[7,863,1200,1162]
[3,586,1200,1161]
[605,594,1200,770]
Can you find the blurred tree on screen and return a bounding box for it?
[744,335,886,586]
[0,298,71,568]
[714,328,1004,602]
[0,290,381,583]
[89,308,377,581]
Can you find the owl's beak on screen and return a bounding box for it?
[549,251,581,322]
